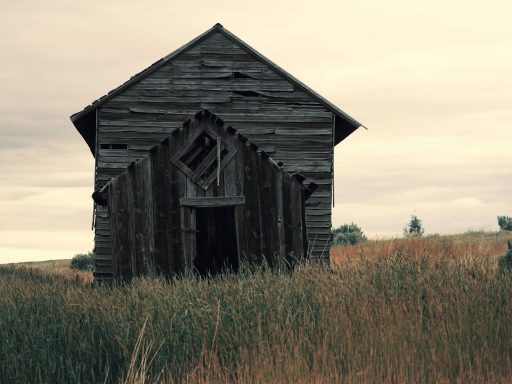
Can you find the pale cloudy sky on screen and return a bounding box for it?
[0,0,510,262]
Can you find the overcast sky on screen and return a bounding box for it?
[1,0,510,263]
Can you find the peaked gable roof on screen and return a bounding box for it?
[71,23,363,154]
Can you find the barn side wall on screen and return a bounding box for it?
[94,32,332,279]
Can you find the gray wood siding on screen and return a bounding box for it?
[94,32,332,278]
[100,114,308,279]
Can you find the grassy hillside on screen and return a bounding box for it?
[331,230,512,266]
[1,231,512,383]
[3,258,93,282]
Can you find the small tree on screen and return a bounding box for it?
[70,251,95,271]
[498,216,512,231]
[404,215,424,237]
[331,223,367,246]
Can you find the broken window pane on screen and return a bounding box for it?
[179,131,216,172]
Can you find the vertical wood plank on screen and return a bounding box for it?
[150,145,168,275]
[119,174,133,279]
[107,180,118,278]
[180,206,196,275]
[241,142,262,264]
[300,187,309,261]
[126,164,138,277]
[132,161,146,276]
[169,136,185,274]
[257,154,279,267]
[276,167,286,270]
[117,174,132,279]
[189,207,196,273]
[142,158,156,277]
[281,171,293,268]
[234,138,247,264]
[222,127,238,197]
[290,179,304,266]
[223,160,238,197]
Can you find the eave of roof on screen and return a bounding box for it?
[70,23,364,153]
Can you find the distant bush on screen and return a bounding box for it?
[498,216,512,231]
[331,223,367,246]
[499,241,512,272]
[70,252,95,271]
[404,215,424,237]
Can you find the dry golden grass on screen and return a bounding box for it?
[331,231,512,267]
[3,259,94,283]
[2,231,512,383]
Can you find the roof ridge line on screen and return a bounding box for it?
[70,24,364,154]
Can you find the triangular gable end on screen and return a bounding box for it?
[70,23,363,155]
[93,109,319,203]
[170,111,238,191]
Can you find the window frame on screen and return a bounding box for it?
[171,127,237,190]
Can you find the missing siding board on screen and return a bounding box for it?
[233,90,261,97]
[233,71,252,79]
[100,144,128,150]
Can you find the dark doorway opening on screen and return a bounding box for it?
[195,206,239,275]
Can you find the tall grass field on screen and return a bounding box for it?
[1,231,512,383]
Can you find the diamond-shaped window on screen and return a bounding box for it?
[179,131,216,172]
[172,129,237,190]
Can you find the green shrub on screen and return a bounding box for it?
[498,216,512,231]
[70,252,95,271]
[404,215,424,237]
[331,223,367,246]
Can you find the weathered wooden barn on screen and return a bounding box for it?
[93,110,317,278]
[70,23,362,280]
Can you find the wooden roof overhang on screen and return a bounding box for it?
[70,23,364,156]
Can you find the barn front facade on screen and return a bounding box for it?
[70,23,362,280]
[93,110,317,278]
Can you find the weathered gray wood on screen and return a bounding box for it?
[290,177,305,265]
[241,141,262,264]
[169,136,186,273]
[276,168,286,271]
[201,149,237,190]
[107,177,118,277]
[257,152,280,267]
[180,196,245,207]
[300,187,308,260]
[281,172,294,267]
[223,150,240,197]
[180,206,196,275]
[131,161,145,276]
[126,164,138,277]
[141,159,156,277]
[109,172,133,279]
[92,30,336,273]
[100,108,314,278]
[150,146,169,275]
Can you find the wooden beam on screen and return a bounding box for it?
[180,196,245,207]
